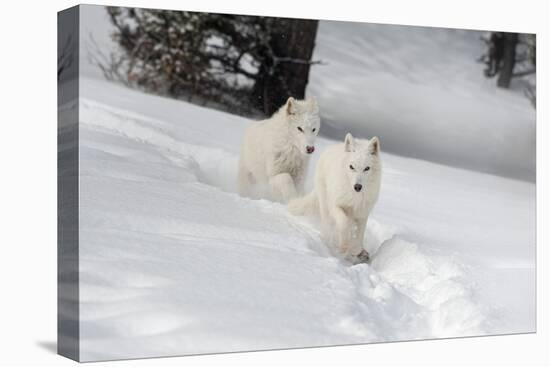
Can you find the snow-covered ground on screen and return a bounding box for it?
[309,21,536,181]
[80,5,535,181]
[62,6,536,362]
[59,77,535,361]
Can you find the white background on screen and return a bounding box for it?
[0,0,547,365]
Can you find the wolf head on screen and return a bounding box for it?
[343,133,380,193]
[284,97,320,155]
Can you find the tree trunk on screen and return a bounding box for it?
[497,32,518,88]
[253,18,319,115]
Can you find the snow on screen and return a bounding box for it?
[80,5,535,180]
[65,5,536,362]
[308,21,536,181]
[60,77,535,361]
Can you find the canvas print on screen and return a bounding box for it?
[58,4,536,362]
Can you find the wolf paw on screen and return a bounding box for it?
[353,249,370,264]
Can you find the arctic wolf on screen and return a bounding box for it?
[289,133,381,263]
[238,97,320,203]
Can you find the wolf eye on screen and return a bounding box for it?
[364,166,370,172]
[297,127,304,133]
[312,128,316,132]
[349,165,354,170]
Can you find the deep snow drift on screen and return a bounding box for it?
[60,78,535,361]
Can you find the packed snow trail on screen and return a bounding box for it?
[59,78,534,361]
[78,98,482,359]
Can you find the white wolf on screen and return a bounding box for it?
[238,97,320,203]
[289,133,382,263]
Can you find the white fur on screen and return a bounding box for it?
[289,133,382,263]
[238,97,320,203]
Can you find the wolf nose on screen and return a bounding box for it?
[306,146,315,154]
[354,184,363,192]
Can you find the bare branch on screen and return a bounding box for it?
[273,56,325,66]
[512,69,536,78]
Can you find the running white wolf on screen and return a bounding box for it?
[238,97,320,203]
[289,133,382,263]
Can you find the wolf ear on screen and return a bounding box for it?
[286,97,296,115]
[344,133,355,152]
[369,136,380,155]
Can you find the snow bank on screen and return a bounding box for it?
[308,21,536,180]
[64,78,535,361]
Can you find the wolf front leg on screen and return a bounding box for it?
[294,160,309,196]
[352,218,370,263]
[330,206,354,256]
[269,173,298,203]
[294,171,306,196]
